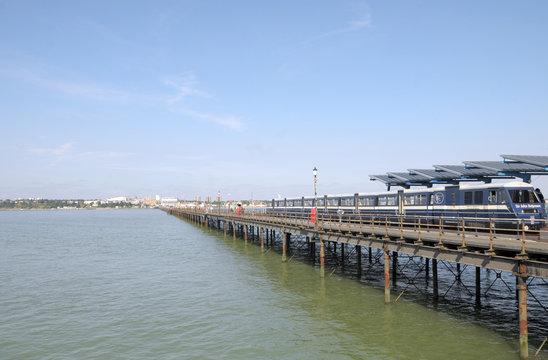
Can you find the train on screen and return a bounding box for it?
[269,181,547,230]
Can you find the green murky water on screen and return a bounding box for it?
[0,209,543,359]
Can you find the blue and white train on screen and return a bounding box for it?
[270,182,547,230]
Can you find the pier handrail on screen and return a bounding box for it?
[168,207,548,258]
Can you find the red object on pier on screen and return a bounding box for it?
[310,208,316,223]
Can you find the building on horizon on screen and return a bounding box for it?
[143,199,158,207]
[107,196,128,203]
[160,197,178,207]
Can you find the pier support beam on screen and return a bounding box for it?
[320,237,325,278]
[517,263,528,359]
[261,228,264,251]
[392,252,398,286]
[356,245,362,276]
[476,267,481,306]
[282,233,288,262]
[384,242,390,304]
[433,259,438,300]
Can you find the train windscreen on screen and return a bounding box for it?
[509,189,539,204]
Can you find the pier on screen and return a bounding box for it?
[166,208,548,359]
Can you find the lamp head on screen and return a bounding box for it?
[313,167,317,176]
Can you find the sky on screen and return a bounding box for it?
[1,1,548,200]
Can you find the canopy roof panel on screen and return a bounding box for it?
[408,169,454,180]
[370,154,548,189]
[502,155,548,170]
[463,161,546,173]
[386,172,431,183]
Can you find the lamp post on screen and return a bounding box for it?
[313,167,318,229]
[217,190,221,214]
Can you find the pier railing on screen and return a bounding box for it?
[173,208,548,257]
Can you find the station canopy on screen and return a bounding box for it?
[370,154,548,189]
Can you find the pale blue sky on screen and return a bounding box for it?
[1,1,547,200]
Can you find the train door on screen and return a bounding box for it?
[397,190,404,215]
[444,186,459,220]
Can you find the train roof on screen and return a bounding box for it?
[458,181,534,190]
[277,182,536,201]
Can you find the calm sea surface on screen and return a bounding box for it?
[1,209,546,359]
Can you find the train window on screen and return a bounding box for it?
[387,196,396,206]
[317,198,325,206]
[341,197,354,206]
[464,192,473,205]
[417,194,427,205]
[304,199,313,206]
[474,191,483,205]
[378,196,387,206]
[327,198,339,206]
[498,190,507,204]
[359,197,375,206]
[295,200,303,206]
[404,195,415,205]
[509,190,539,204]
[488,191,497,204]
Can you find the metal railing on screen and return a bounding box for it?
[169,208,548,256]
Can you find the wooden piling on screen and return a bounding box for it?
[433,258,438,300]
[320,238,325,277]
[282,232,288,262]
[392,251,398,286]
[517,263,528,359]
[356,245,362,276]
[384,242,390,304]
[476,267,481,306]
